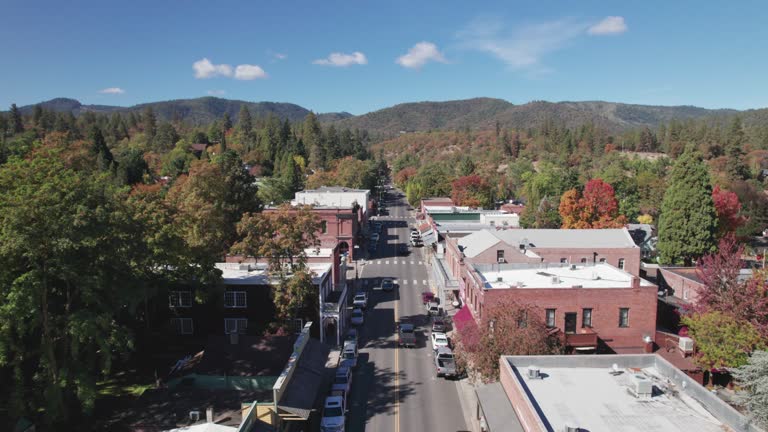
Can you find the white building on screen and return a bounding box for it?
[292,187,370,216]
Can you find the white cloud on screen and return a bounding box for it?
[588,16,627,35]
[274,53,287,60]
[313,51,368,67]
[99,87,125,94]
[234,64,268,80]
[457,17,589,71]
[395,42,446,69]
[207,90,226,96]
[193,58,233,79]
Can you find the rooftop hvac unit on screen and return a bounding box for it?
[571,285,583,289]
[527,366,541,379]
[678,337,694,353]
[238,263,251,271]
[551,275,560,284]
[570,264,577,270]
[496,276,503,282]
[563,424,580,432]
[630,374,653,399]
[189,411,201,422]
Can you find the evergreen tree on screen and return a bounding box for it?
[222,112,233,131]
[657,147,718,265]
[154,122,179,152]
[9,103,23,134]
[32,105,44,130]
[142,106,157,142]
[89,125,114,171]
[0,113,7,137]
[726,116,749,180]
[732,351,768,429]
[303,112,324,169]
[238,105,252,135]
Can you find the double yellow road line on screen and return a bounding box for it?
[394,297,400,432]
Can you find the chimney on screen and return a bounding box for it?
[631,277,640,290]
[206,407,214,423]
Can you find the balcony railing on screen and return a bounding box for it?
[564,328,598,347]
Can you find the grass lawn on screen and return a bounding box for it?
[97,370,154,398]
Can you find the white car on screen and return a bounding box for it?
[321,395,346,432]
[332,365,353,395]
[340,341,358,369]
[351,308,364,326]
[352,293,368,309]
[431,332,450,351]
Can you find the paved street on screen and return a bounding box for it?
[347,190,469,432]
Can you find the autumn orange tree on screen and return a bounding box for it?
[451,174,493,208]
[559,178,627,228]
[453,297,561,382]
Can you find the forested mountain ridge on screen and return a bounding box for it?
[15,96,768,137]
[334,97,753,137]
[17,97,353,125]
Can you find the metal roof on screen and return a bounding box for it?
[475,382,524,432]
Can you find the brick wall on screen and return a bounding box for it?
[657,268,705,303]
[498,358,545,432]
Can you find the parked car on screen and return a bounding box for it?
[321,395,347,432]
[421,291,435,305]
[368,243,377,253]
[332,365,353,395]
[350,308,364,326]
[344,328,358,345]
[434,347,457,378]
[370,233,380,243]
[352,293,368,309]
[431,316,446,333]
[381,279,394,292]
[397,322,416,348]
[340,341,358,369]
[431,332,450,351]
[426,302,442,316]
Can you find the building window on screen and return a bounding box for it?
[582,308,593,328]
[517,310,528,328]
[171,318,193,335]
[580,258,587,264]
[545,309,556,328]
[224,291,247,308]
[618,258,625,270]
[225,318,248,334]
[619,308,629,328]
[497,250,505,262]
[560,258,567,264]
[599,258,607,263]
[321,221,328,233]
[490,220,495,226]
[169,291,192,308]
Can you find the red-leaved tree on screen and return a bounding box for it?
[559,178,627,229]
[712,185,746,238]
[451,175,492,208]
[394,167,417,188]
[695,235,768,338]
[453,297,561,382]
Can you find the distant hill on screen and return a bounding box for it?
[18,97,351,125]
[333,97,746,137]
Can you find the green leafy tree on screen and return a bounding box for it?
[0,150,138,424]
[154,122,179,152]
[303,112,324,169]
[731,350,768,429]
[89,125,114,171]
[142,106,157,142]
[116,148,149,185]
[657,147,717,265]
[682,311,764,370]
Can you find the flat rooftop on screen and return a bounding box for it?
[500,355,755,432]
[476,263,653,289]
[525,366,725,432]
[216,262,331,285]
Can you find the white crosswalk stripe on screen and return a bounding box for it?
[385,261,390,265]
[418,261,423,265]
[376,260,381,265]
[413,280,418,285]
[422,280,427,285]
[410,261,414,265]
[402,280,408,284]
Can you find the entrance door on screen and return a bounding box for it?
[564,312,577,334]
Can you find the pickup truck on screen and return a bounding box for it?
[425,302,442,317]
[434,347,457,378]
[397,323,416,348]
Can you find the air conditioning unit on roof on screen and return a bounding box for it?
[679,337,694,353]
[630,374,652,399]
[238,263,251,271]
[527,366,541,379]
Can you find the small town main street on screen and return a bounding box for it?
[346,190,469,431]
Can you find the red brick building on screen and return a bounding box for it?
[463,262,658,353]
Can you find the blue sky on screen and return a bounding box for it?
[1,0,767,114]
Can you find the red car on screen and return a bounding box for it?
[421,291,435,305]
